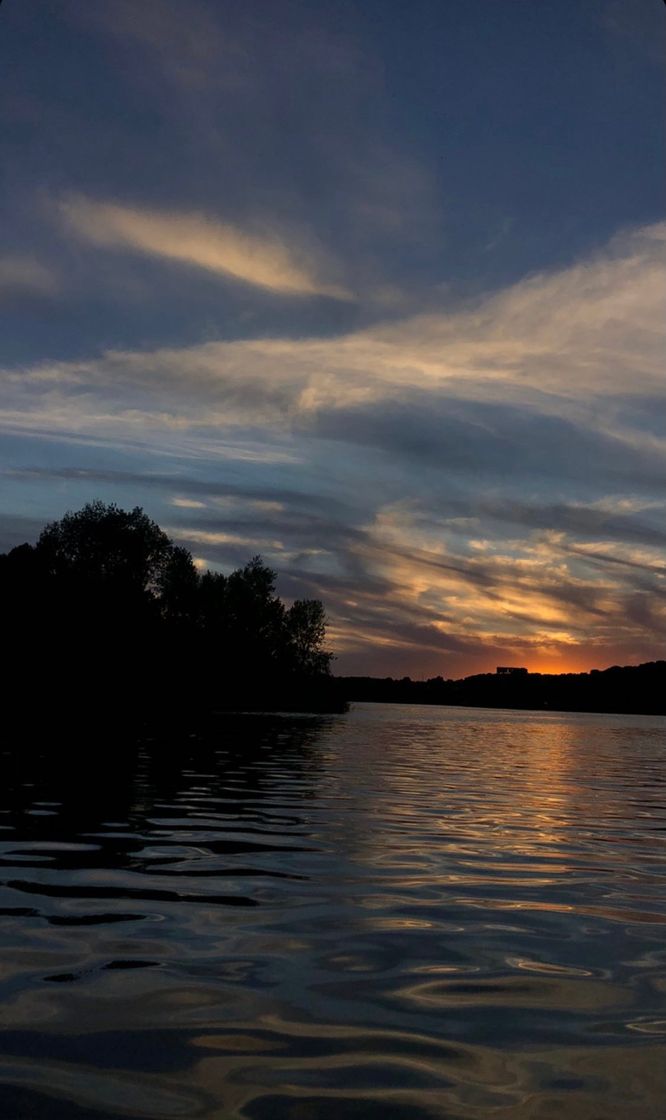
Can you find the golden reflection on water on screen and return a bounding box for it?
[335,709,664,910]
[0,705,664,1118]
[395,973,627,1012]
[188,1017,666,1120]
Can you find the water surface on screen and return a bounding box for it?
[1,704,665,1118]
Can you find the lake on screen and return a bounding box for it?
[1,703,665,1119]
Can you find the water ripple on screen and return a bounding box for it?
[0,704,664,1118]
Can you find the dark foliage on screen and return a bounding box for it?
[1,501,345,742]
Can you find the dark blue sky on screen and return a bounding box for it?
[1,0,665,675]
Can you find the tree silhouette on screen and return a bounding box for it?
[287,599,332,676]
[159,545,200,625]
[1,501,342,733]
[36,500,174,592]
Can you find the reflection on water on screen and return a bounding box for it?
[0,704,665,1118]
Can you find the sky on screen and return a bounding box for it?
[1,0,665,678]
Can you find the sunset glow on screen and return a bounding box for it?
[1,1,664,678]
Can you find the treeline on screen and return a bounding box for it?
[339,662,666,716]
[1,501,346,736]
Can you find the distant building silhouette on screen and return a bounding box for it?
[496,666,528,675]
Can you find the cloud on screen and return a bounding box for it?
[450,497,666,551]
[4,466,350,513]
[0,256,59,304]
[71,0,260,95]
[310,398,666,492]
[31,217,665,432]
[2,224,665,516]
[328,503,666,672]
[3,220,666,675]
[65,0,441,298]
[5,217,666,479]
[5,456,665,676]
[103,1,232,79]
[59,196,350,299]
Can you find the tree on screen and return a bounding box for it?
[36,500,174,593]
[286,599,333,676]
[223,556,286,665]
[198,569,227,631]
[32,502,178,701]
[159,546,200,623]
[0,501,343,726]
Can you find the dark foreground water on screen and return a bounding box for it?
[1,704,665,1120]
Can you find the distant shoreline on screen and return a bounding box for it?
[336,661,666,717]
[346,699,665,720]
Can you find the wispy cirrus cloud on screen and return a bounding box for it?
[3,221,665,676]
[59,196,351,299]
[4,456,666,676]
[73,0,242,94]
[5,220,666,444]
[61,0,443,305]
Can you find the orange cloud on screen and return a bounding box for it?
[60,196,350,299]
